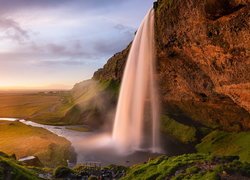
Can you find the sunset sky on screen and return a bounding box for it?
[0,0,154,90]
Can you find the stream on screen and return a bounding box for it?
[0,118,161,166]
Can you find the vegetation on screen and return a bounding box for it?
[53,166,74,178]
[62,79,119,127]
[1,150,250,179]
[98,80,120,97]
[161,115,197,144]
[196,130,250,163]
[0,91,74,125]
[0,152,41,180]
[122,154,250,180]
[0,80,118,127]
[0,121,74,167]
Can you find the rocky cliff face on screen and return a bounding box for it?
[91,0,250,131]
[93,44,131,82]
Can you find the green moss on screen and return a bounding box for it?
[196,130,250,162]
[122,154,250,180]
[0,155,41,180]
[186,166,200,174]
[99,80,120,96]
[224,160,250,176]
[53,166,73,178]
[161,115,197,144]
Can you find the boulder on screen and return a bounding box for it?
[18,156,43,167]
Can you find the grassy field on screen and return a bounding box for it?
[0,121,74,167]
[0,91,73,125]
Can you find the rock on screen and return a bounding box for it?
[18,156,43,167]
[92,44,131,81]
[155,0,250,131]
[0,155,40,179]
[90,0,250,131]
[0,151,9,158]
[88,175,98,180]
[10,154,16,160]
[153,1,158,9]
[53,166,74,178]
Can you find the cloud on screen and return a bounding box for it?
[92,24,134,55]
[0,17,29,42]
[38,59,86,66]
[30,41,96,59]
[114,24,130,31]
[0,0,127,15]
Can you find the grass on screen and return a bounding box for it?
[0,91,74,125]
[196,130,250,163]
[0,121,73,167]
[0,153,41,180]
[63,79,119,126]
[98,80,120,96]
[161,115,197,144]
[0,80,119,127]
[122,154,250,180]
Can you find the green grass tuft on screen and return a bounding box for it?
[196,130,250,162]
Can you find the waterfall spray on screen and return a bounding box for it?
[112,9,161,154]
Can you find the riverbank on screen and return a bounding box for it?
[0,120,75,167]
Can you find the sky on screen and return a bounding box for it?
[0,0,155,90]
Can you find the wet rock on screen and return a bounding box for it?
[53,166,74,178]
[18,156,43,167]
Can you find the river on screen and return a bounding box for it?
[0,118,160,166]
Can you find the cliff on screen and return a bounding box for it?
[91,0,250,131]
[93,43,131,82]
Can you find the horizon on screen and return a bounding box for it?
[0,0,154,90]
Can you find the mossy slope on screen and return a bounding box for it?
[122,154,250,180]
[0,152,41,180]
[196,130,250,163]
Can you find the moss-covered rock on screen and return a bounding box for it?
[53,166,74,178]
[66,79,120,129]
[196,130,250,162]
[0,154,41,180]
[122,154,250,180]
[161,115,197,144]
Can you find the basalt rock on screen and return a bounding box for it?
[91,0,250,131]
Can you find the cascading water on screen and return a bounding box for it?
[112,9,161,154]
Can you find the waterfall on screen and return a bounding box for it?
[112,9,161,154]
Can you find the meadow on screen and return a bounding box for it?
[0,91,73,125]
[0,121,74,167]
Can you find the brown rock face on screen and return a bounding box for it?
[92,0,250,131]
[155,0,250,130]
[93,44,131,82]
